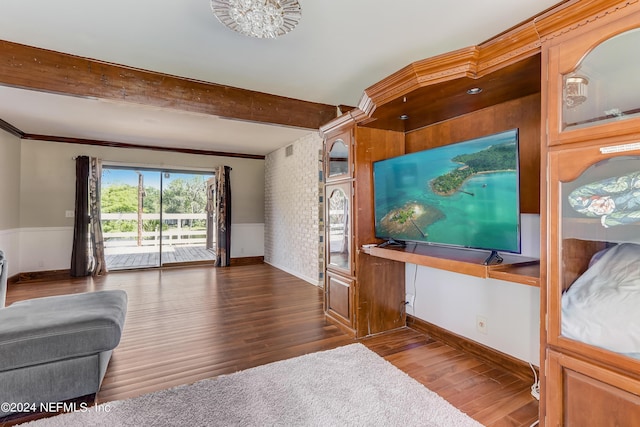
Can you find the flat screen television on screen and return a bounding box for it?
[373,129,521,258]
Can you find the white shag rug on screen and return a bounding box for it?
[22,343,483,426]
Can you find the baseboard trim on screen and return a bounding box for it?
[407,315,537,384]
[230,256,264,266]
[263,260,321,286]
[15,269,72,284]
[324,313,356,338]
[9,257,265,283]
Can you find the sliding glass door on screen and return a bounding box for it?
[160,172,213,265]
[101,167,214,270]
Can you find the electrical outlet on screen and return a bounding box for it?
[476,315,488,334]
[65,210,75,218]
[405,293,415,308]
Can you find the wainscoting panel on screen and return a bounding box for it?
[0,228,20,277]
[19,227,73,273]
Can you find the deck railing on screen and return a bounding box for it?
[101,213,210,247]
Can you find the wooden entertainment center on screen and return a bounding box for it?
[322,1,640,425]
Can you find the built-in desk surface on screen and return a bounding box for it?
[364,243,539,287]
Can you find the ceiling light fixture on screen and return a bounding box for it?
[210,0,302,39]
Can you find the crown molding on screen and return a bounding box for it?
[328,0,638,130]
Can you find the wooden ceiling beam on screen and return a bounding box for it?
[0,40,338,130]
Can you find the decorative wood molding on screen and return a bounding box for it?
[22,133,266,160]
[533,0,639,44]
[366,46,481,109]
[319,111,357,138]
[407,315,538,384]
[0,40,338,131]
[477,23,542,75]
[331,0,638,129]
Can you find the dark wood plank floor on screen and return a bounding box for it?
[5,264,538,426]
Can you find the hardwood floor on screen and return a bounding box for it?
[5,264,538,426]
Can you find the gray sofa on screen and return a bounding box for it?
[0,251,127,418]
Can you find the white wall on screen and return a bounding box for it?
[0,129,21,276]
[264,132,323,286]
[406,213,541,365]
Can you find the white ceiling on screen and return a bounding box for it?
[0,0,561,156]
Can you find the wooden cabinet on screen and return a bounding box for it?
[324,129,355,331]
[541,5,640,425]
[322,123,405,338]
[547,350,640,427]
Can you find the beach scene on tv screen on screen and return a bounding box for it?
[373,129,520,253]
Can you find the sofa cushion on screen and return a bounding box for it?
[0,290,127,372]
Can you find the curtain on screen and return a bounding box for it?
[212,166,232,267]
[205,177,216,250]
[90,157,108,275]
[70,156,91,277]
[70,156,108,276]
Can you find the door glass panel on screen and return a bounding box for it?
[328,139,349,178]
[161,172,215,265]
[559,155,640,358]
[562,28,640,131]
[101,168,161,269]
[327,186,350,271]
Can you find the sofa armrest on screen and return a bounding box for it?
[0,290,127,372]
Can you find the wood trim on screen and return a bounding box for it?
[0,40,337,130]
[534,0,639,45]
[21,133,266,160]
[229,256,264,266]
[365,46,481,109]
[324,0,638,130]
[14,269,72,284]
[319,111,356,138]
[324,311,356,337]
[0,117,24,138]
[407,314,538,384]
[365,0,638,112]
[9,258,263,284]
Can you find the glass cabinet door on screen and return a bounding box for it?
[548,20,640,144]
[550,145,640,362]
[326,131,351,181]
[326,182,352,274]
[561,28,640,132]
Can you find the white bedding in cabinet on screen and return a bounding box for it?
[562,243,640,356]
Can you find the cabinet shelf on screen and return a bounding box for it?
[366,243,539,286]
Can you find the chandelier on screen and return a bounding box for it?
[210,0,302,39]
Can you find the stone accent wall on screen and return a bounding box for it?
[264,133,324,286]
